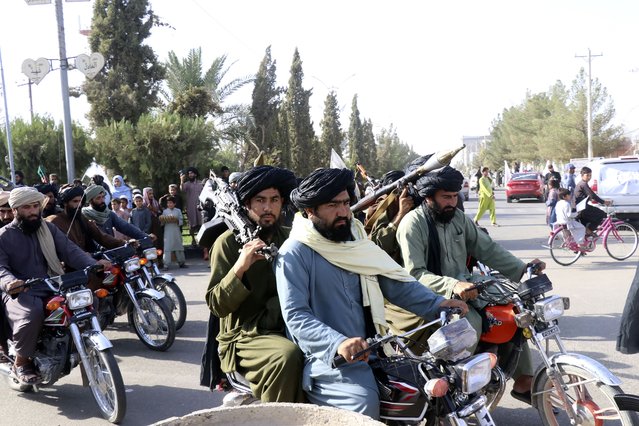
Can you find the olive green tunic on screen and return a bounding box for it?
[206,227,304,402]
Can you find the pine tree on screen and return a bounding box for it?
[251,46,282,164]
[348,95,365,167]
[362,118,377,174]
[84,0,165,126]
[282,48,315,176]
[319,91,344,168]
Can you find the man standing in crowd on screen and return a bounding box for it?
[205,165,304,403]
[275,168,467,419]
[181,167,203,247]
[0,187,107,384]
[544,164,562,185]
[562,163,577,198]
[0,191,13,227]
[14,171,25,187]
[159,184,183,211]
[391,166,545,405]
[81,184,150,241]
[474,167,498,227]
[35,184,59,218]
[47,184,123,253]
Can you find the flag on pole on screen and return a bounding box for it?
[37,165,47,183]
[330,148,348,169]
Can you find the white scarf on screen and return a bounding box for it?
[290,214,414,334]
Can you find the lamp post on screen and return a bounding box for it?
[25,0,90,181]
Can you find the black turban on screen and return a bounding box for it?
[59,184,85,204]
[186,166,199,176]
[236,165,297,204]
[35,183,56,196]
[379,170,405,187]
[291,168,356,209]
[414,166,464,198]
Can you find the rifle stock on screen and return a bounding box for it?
[351,144,465,213]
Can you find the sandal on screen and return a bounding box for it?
[510,389,531,405]
[11,363,41,385]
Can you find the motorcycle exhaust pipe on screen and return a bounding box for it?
[0,362,11,376]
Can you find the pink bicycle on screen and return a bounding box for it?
[548,207,638,266]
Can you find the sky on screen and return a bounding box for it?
[1,0,639,158]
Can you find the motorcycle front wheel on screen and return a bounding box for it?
[128,294,176,351]
[152,277,187,330]
[83,337,126,423]
[533,363,634,426]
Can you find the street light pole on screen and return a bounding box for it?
[54,0,75,180]
[576,48,603,160]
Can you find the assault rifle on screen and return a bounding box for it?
[196,173,278,260]
[351,144,466,213]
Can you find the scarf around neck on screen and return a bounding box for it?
[82,206,112,225]
[290,213,415,334]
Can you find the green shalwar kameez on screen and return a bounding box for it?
[206,227,304,403]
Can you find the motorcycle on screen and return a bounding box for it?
[0,266,127,423]
[95,243,176,351]
[135,237,187,330]
[224,308,497,425]
[470,264,633,425]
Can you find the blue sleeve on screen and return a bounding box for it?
[110,212,147,240]
[379,276,445,320]
[275,243,348,367]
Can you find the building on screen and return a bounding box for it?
[462,135,492,168]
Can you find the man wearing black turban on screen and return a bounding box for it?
[277,168,467,419]
[205,165,304,403]
[389,165,546,405]
[35,183,60,218]
[47,184,123,255]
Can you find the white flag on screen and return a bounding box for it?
[330,148,348,169]
[504,160,512,184]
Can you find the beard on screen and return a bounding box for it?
[17,213,42,234]
[91,201,107,212]
[427,200,456,224]
[311,215,352,242]
[0,218,12,227]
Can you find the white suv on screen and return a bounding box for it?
[587,156,639,221]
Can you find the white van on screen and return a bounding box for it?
[587,156,639,221]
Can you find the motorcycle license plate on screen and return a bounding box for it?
[540,325,560,339]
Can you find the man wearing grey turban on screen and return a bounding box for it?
[390,166,545,404]
[0,191,12,227]
[0,187,103,384]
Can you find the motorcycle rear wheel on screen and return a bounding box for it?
[83,337,126,423]
[549,230,581,266]
[533,363,634,426]
[152,277,187,330]
[128,294,176,351]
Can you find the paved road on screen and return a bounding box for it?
[1,189,638,425]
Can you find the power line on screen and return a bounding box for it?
[575,48,603,160]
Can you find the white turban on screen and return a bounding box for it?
[0,190,10,207]
[9,187,47,209]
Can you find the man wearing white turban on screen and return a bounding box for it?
[0,191,12,227]
[0,187,103,384]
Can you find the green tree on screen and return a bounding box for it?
[0,116,93,184]
[362,118,377,174]
[375,125,418,175]
[251,46,283,163]
[89,112,215,191]
[282,48,315,175]
[347,94,365,167]
[319,91,344,167]
[84,0,165,126]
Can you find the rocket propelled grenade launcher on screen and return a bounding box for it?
[350,144,466,213]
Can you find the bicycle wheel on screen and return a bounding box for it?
[604,222,639,261]
[549,230,581,266]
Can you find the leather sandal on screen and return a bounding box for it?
[12,363,41,385]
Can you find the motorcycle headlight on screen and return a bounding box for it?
[143,248,158,260]
[454,352,493,394]
[124,258,141,273]
[427,318,477,362]
[534,295,565,322]
[67,289,93,310]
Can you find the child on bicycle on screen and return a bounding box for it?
[555,188,586,245]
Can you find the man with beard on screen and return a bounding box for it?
[35,184,60,218]
[180,167,204,246]
[81,184,150,241]
[0,191,13,227]
[274,168,468,419]
[47,184,123,254]
[391,166,544,405]
[205,165,304,403]
[0,187,107,384]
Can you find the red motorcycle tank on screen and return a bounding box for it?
[480,304,518,344]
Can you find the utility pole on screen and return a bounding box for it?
[575,48,603,160]
[17,80,35,122]
[0,48,16,182]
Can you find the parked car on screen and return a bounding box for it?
[470,175,478,192]
[587,156,639,221]
[460,178,470,201]
[505,172,544,203]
